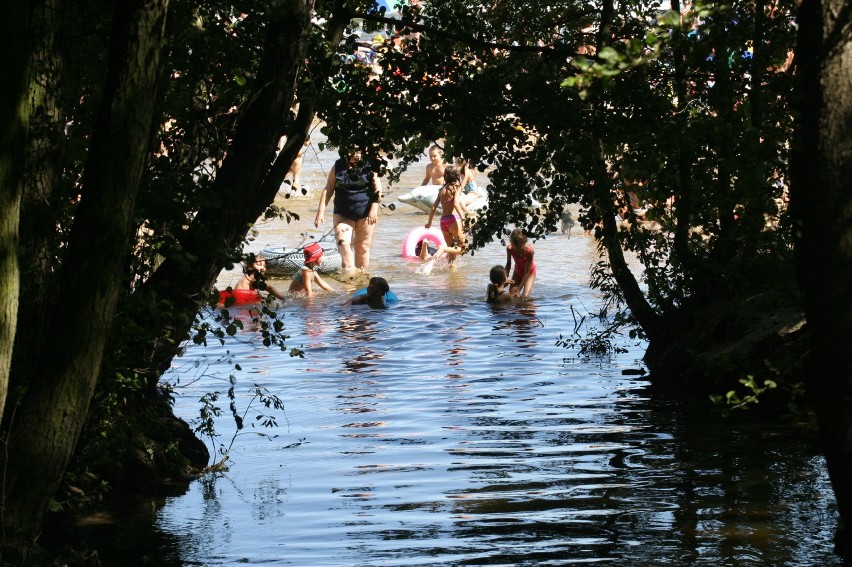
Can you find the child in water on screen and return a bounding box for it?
[415,239,438,261]
[221,253,285,303]
[421,144,447,186]
[486,265,515,304]
[505,228,536,297]
[415,239,465,275]
[347,276,393,308]
[289,243,334,298]
[425,165,470,265]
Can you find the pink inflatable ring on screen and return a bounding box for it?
[401,226,446,258]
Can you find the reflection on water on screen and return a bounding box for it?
[78,140,840,566]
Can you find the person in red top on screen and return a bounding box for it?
[219,254,285,305]
[505,228,537,298]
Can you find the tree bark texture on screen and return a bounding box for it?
[9,0,67,426]
[791,0,852,558]
[1,0,170,543]
[0,0,29,427]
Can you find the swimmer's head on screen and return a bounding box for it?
[443,164,461,185]
[490,265,508,285]
[303,242,324,265]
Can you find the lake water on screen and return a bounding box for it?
[82,137,840,565]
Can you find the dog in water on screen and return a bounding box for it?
[560,209,576,237]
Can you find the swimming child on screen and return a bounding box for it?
[221,253,285,303]
[289,242,334,298]
[505,228,536,297]
[346,276,393,308]
[415,239,438,261]
[425,165,470,264]
[415,238,461,262]
[486,265,515,304]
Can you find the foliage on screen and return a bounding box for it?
[555,304,630,358]
[709,352,807,417]
[191,376,287,471]
[710,374,778,413]
[318,0,797,390]
[3,0,325,546]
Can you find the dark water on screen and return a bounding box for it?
[79,138,840,566]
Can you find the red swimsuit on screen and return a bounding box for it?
[509,244,536,281]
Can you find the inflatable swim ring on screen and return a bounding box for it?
[401,226,446,258]
[218,288,263,305]
[353,287,399,304]
[260,244,342,277]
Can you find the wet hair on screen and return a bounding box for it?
[486,265,507,303]
[490,265,507,285]
[443,164,461,186]
[509,228,528,249]
[368,276,390,297]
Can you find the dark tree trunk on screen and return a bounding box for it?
[0,0,29,426]
[7,0,68,426]
[790,0,852,559]
[588,0,664,345]
[1,0,169,543]
[669,0,697,274]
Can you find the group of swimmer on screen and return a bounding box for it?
[227,246,394,309]
[227,223,535,309]
[223,143,536,308]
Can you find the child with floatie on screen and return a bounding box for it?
[346,276,397,309]
[218,253,286,305]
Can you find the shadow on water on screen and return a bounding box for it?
[76,389,837,566]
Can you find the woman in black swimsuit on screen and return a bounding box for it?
[314,148,383,271]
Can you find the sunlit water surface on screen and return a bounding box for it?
[84,138,839,566]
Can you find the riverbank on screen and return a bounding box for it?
[645,254,809,413]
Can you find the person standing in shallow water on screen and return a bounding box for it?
[314,148,382,272]
[421,144,447,186]
[425,165,470,265]
[505,228,537,297]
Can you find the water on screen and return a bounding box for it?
[82,136,840,565]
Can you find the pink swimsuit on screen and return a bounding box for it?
[438,188,460,232]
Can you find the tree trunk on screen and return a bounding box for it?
[790,0,852,559]
[129,0,349,387]
[669,0,697,274]
[589,0,663,344]
[0,0,169,543]
[0,0,30,427]
[7,0,67,427]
